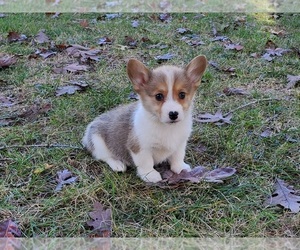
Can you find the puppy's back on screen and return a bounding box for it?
[82,102,137,164]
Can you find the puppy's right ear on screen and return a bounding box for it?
[127,59,151,91]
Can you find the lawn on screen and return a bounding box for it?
[0,13,299,237]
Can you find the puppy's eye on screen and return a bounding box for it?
[178,92,186,99]
[155,93,164,101]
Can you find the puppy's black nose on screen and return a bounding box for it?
[169,111,178,121]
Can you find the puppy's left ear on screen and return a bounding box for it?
[185,55,207,87]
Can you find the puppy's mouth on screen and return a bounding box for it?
[168,120,179,124]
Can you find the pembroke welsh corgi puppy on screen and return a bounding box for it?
[82,55,207,183]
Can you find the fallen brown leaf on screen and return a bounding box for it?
[260,129,273,138]
[66,44,101,62]
[265,39,277,50]
[98,37,113,46]
[159,166,236,185]
[196,110,233,126]
[0,94,16,107]
[224,43,244,51]
[80,19,89,28]
[270,29,287,37]
[0,54,17,68]
[7,31,27,42]
[265,178,300,213]
[223,87,249,96]
[35,30,50,44]
[0,219,21,237]
[124,36,138,48]
[286,75,300,89]
[155,53,174,62]
[87,201,112,237]
[55,169,78,192]
[55,81,89,96]
[53,63,88,74]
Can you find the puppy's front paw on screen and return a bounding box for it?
[107,159,127,172]
[139,170,162,183]
[171,163,191,174]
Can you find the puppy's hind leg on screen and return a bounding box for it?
[89,134,127,172]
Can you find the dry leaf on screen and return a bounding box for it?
[211,36,229,42]
[0,54,17,68]
[270,29,286,37]
[223,87,249,96]
[55,81,88,96]
[265,178,300,213]
[155,53,174,62]
[1,103,52,126]
[55,169,78,192]
[159,13,172,22]
[196,110,233,125]
[131,20,139,28]
[98,37,113,46]
[35,30,50,44]
[209,61,235,75]
[260,129,273,138]
[0,220,21,237]
[124,36,138,48]
[80,19,89,28]
[176,27,191,34]
[33,163,54,174]
[265,39,277,50]
[159,166,236,185]
[30,49,56,59]
[87,201,112,237]
[224,43,244,51]
[66,44,101,62]
[0,94,16,107]
[7,31,27,42]
[286,75,300,89]
[262,48,291,62]
[53,63,88,74]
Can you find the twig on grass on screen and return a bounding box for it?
[0,143,83,151]
[224,98,281,117]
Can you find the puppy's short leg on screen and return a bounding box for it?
[131,151,162,183]
[169,142,191,174]
[91,134,127,172]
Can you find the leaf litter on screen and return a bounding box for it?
[195,110,233,125]
[0,219,22,250]
[66,44,101,62]
[261,39,292,62]
[154,166,236,187]
[7,31,27,42]
[155,53,174,62]
[53,63,88,74]
[34,30,50,44]
[55,80,89,96]
[223,87,249,96]
[55,169,78,192]
[0,219,21,237]
[0,54,17,68]
[0,103,52,127]
[87,201,112,237]
[265,178,300,213]
[286,75,300,89]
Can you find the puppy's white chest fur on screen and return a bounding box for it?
[133,103,192,165]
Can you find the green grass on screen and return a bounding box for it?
[0,13,299,237]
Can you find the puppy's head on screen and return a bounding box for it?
[127,55,207,124]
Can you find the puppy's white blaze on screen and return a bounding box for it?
[160,68,184,123]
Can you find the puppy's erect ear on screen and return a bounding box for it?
[185,55,207,87]
[127,59,151,91]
